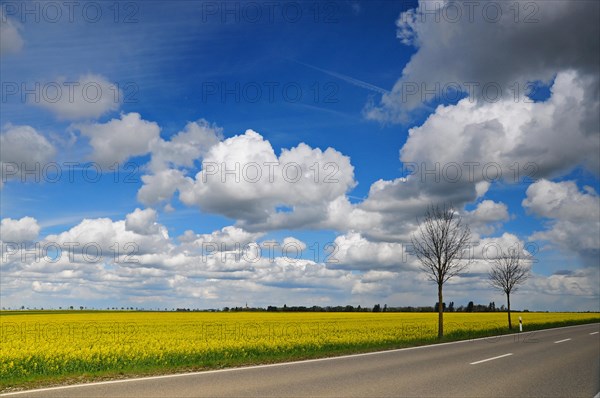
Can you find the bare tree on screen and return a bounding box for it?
[488,249,530,329]
[411,204,472,338]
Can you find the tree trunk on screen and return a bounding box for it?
[507,293,512,330]
[438,284,443,338]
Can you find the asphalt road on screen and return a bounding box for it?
[3,323,599,398]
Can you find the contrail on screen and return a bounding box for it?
[292,60,390,95]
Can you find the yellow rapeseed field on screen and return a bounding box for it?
[1,311,598,385]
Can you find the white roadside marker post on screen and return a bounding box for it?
[519,316,523,332]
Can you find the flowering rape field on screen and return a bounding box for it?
[1,311,598,388]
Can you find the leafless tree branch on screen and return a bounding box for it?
[488,249,530,296]
[488,248,530,329]
[410,203,472,338]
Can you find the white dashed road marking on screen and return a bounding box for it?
[469,353,513,365]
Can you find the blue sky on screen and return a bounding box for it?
[1,0,599,311]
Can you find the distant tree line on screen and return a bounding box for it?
[217,302,514,313]
[4,301,528,313]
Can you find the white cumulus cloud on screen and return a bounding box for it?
[74,112,160,167]
[35,74,121,120]
[523,179,600,265]
[0,14,24,55]
[1,217,40,242]
[0,125,56,187]
[125,208,160,235]
[177,129,356,230]
[367,0,599,120]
